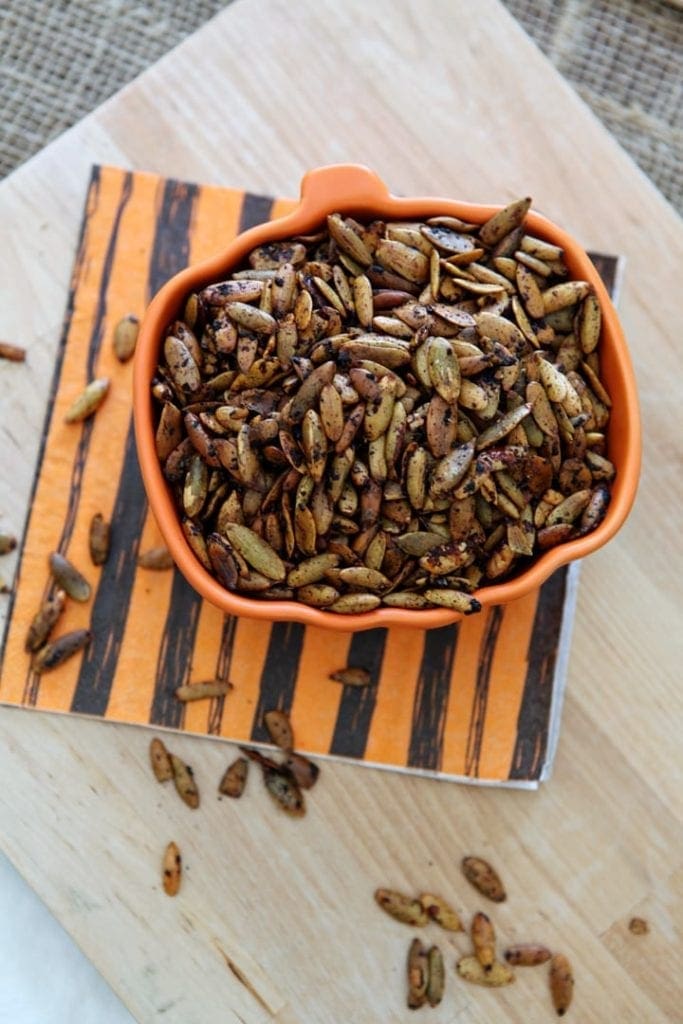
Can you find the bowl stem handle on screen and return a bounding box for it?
[298,163,392,216]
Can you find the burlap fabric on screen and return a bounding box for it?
[0,0,681,212]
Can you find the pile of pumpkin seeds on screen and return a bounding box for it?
[151,710,319,900]
[376,857,574,1015]
[151,198,615,614]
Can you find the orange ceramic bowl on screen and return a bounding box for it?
[134,164,641,631]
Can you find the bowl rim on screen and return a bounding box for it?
[133,163,641,631]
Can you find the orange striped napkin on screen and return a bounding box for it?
[0,166,620,785]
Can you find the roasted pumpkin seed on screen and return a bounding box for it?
[31,628,91,673]
[419,893,463,932]
[162,841,182,896]
[461,856,507,902]
[218,756,248,797]
[504,943,552,967]
[264,709,294,752]
[49,552,91,602]
[262,765,305,816]
[170,754,200,809]
[88,513,111,566]
[175,681,233,701]
[149,737,173,782]
[471,911,496,970]
[0,341,26,361]
[329,666,371,687]
[64,377,110,423]
[426,946,445,1007]
[549,953,574,1016]
[628,917,649,936]
[375,889,428,927]
[0,533,17,555]
[407,938,429,1009]
[113,314,139,362]
[137,546,174,570]
[457,956,515,987]
[25,588,66,653]
[281,752,319,790]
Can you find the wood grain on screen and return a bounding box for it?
[0,0,681,1021]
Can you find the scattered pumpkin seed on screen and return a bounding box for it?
[48,552,91,602]
[262,764,305,816]
[461,856,507,902]
[175,681,233,702]
[218,756,248,798]
[374,888,428,927]
[113,314,140,362]
[0,341,26,361]
[0,533,17,555]
[264,709,294,752]
[162,841,182,896]
[170,754,200,809]
[25,588,67,653]
[88,513,111,566]
[64,377,110,423]
[472,911,496,970]
[329,666,372,687]
[149,738,173,782]
[426,946,445,1007]
[281,752,319,790]
[137,546,174,570]
[31,628,91,673]
[407,938,429,1009]
[549,953,574,1016]
[628,917,649,936]
[504,943,552,967]
[457,955,515,987]
[419,893,463,932]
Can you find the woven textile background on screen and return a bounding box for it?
[1,1,681,212]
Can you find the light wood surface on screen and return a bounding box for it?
[1,1,681,1021]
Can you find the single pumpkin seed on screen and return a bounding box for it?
[423,589,481,614]
[219,756,249,797]
[262,764,306,816]
[419,893,463,932]
[149,738,173,782]
[281,752,319,790]
[549,953,574,1017]
[113,314,139,362]
[264,709,294,752]
[88,513,111,566]
[479,197,531,246]
[224,524,286,581]
[0,341,26,361]
[31,628,91,673]
[504,944,552,967]
[49,552,91,601]
[375,889,428,927]
[175,681,233,701]
[461,856,507,902]
[457,956,515,987]
[25,588,67,653]
[628,917,649,936]
[407,938,429,1009]
[64,377,110,423]
[0,533,17,555]
[170,754,199,809]
[162,842,182,896]
[472,911,496,970]
[426,945,445,1007]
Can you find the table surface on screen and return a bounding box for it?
[1,1,681,1021]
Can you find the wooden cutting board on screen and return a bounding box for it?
[0,1,681,1021]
